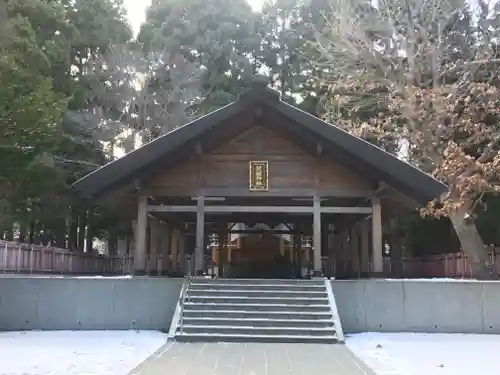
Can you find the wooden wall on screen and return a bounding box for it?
[146,125,374,195]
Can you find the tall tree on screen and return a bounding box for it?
[316,0,500,279]
[138,0,259,112]
[0,0,134,247]
[259,0,329,109]
[0,0,70,231]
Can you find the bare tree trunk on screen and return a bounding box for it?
[449,203,499,280]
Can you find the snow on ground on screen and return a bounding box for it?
[0,274,134,278]
[346,332,500,375]
[0,330,168,375]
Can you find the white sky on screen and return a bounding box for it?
[124,0,265,35]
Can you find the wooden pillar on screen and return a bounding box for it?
[344,229,351,276]
[293,230,300,277]
[372,196,383,275]
[134,196,148,275]
[342,229,349,276]
[117,238,127,256]
[148,219,159,275]
[313,196,322,276]
[178,233,185,276]
[170,228,179,274]
[195,196,205,275]
[107,228,118,256]
[178,231,185,275]
[390,218,403,278]
[351,223,360,277]
[360,219,370,276]
[221,225,229,277]
[163,224,172,276]
[216,223,225,277]
[167,226,177,275]
[322,222,331,277]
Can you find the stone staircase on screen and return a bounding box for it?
[172,278,344,343]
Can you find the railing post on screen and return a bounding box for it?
[41,247,45,272]
[2,243,7,273]
[51,249,55,273]
[16,245,21,273]
[29,246,34,274]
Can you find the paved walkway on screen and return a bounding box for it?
[128,342,376,375]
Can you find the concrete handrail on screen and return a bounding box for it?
[325,278,345,343]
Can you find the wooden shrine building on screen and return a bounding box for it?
[73,77,446,278]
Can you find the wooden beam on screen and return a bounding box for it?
[322,207,372,214]
[143,187,376,198]
[313,195,322,276]
[194,196,204,274]
[228,229,297,234]
[148,205,372,214]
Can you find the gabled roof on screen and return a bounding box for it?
[73,78,447,204]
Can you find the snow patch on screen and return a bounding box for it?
[385,278,478,282]
[0,274,133,279]
[347,332,500,375]
[0,331,168,375]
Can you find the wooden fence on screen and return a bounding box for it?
[2,239,499,278]
[0,241,133,275]
[383,249,500,278]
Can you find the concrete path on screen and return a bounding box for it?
[128,342,376,375]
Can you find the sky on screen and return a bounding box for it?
[124,0,265,35]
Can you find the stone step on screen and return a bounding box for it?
[183,302,331,312]
[182,317,334,328]
[174,332,338,343]
[187,289,327,298]
[192,278,324,286]
[189,283,325,292]
[172,277,341,344]
[179,324,336,337]
[185,296,329,305]
[182,309,333,320]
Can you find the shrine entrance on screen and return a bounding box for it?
[209,221,315,279]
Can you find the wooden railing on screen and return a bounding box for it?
[382,249,500,279]
[4,239,499,279]
[0,241,133,275]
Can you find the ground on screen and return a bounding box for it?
[131,341,375,375]
[347,332,500,375]
[1,331,499,375]
[0,331,166,375]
